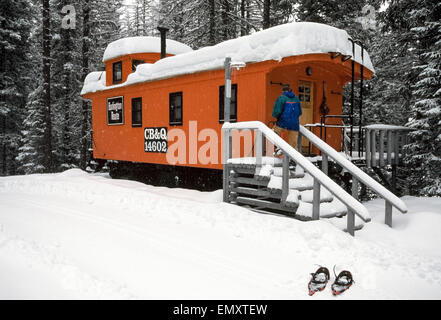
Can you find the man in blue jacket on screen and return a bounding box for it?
[272,84,302,152]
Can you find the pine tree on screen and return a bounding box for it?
[123,0,158,37]
[88,0,122,70]
[15,0,49,174]
[362,1,417,126]
[51,0,82,170]
[263,0,270,29]
[295,0,383,127]
[405,0,441,196]
[81,0,122,169]
[80,0,91,169]
[157,0,261,48]
[0,0,33,175]
[42,0,53,172]
[16,84,47,174]
[157,0,212,47]
[270,0,295,26]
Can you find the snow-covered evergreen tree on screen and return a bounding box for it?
[15,0,51,174]
[157,0,217,48]
[296,0,383,126]
[405,0,441,196]
[50,0,80,170]
[362,0,416,126]
[0,0,33,175]
[83,0,122,169]
[122,0,159,37]
[269,0,295,26]
[156,0,263,48]
[14,0,122,174]
[16,83,47,174]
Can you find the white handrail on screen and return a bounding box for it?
[222,121,371,223]
[299,125,408,213]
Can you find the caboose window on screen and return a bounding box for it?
[132,97,142,127]
[132,59,145,72]
[113,61,122,83]
[219,84,237,123]
[169,92,183,125]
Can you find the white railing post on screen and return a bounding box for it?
[282,152,289,203]
[394,131,400,166]
[312,178,320,220]
[255,129,263,172]
[379,130,385,167]
[387,130,393,166]
[322,153,328,175]
[352,176,359,200]
[223,128,231,202]
[371,130,376,167]
[347,209,355,236]
[347,176,359,236]
[401,132,407,160]
[385,201,392,227]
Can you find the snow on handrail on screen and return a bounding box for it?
[222,121,371,223]
[299,125,408,213]
[364,124,413,131]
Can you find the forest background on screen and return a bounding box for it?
[0,0,439,196]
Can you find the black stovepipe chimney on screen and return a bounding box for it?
[157,26,169,59]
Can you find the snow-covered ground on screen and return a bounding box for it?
[0,169,440,299]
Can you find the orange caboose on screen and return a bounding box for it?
[81,22,374,189]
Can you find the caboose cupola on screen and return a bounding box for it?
[102,36,193,86]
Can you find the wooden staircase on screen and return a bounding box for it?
[222,121,409,236]
[227,157,365,231]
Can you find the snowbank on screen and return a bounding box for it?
[1,170,440,299]
[102,36,193,62]
[81,22,375,95]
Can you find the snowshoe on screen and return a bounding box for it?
[331,270,354,296]
[308,266,330,296]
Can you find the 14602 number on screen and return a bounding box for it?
[144,127,168,153]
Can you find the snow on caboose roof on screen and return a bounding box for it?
[82,22,375,95]
[102,36,194,62]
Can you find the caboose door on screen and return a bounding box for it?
[298,80,314,149]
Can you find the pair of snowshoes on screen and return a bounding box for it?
[308,266,354,296]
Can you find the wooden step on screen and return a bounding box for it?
[272,166,305,178]
[299,188,334,203]
[235,196,297,213]
[254,164,274,181]
[230,166,255,175]
[284,190,300,208]
[227,156,283,167]
[294,198,348,220]
[267,174,314,192]
[230,176,269,186]
[289,174,314,191]
[283,188,333,207]
[227,156,365,232]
